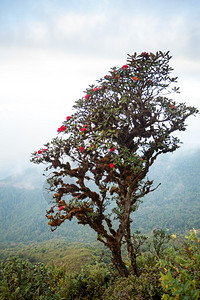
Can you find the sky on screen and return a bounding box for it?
[0,0,200,178]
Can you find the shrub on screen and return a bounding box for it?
[159,229,200,299]
[0,257,63,299]
[103,264,162,299]
[0,258,113,300]
[63,262,114,300]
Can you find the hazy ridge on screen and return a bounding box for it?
[0,149,200,244]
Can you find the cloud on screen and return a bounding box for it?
[25,21,49,43]
[55,13,106,38]
[0,0,199,178]
[0,1,199,62]
[0,103,16,114]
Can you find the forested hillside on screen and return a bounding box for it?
[132,149,200,233]
[0,150,199,244]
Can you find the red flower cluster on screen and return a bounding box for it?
[122,65,128,69]
[57,125,66,133]
[59,206,64,211]
[110,147,115,152]
[81,124,88,133]
[79,146,84,152]
[37,149,48,154]
[85,94,89,100]
[66,116,71,121]
[93,87,101,91]
[110,163,114,169]
[141,52,149,57]
[170,105,175,109]
[115,74,120,79]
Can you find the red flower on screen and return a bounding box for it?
[132,76,139,81]
[79,146,84,152]
[57,125,66,132]
[59,206,64,211]
[122,65,128,69]
[38,150,42,154]
[66,116,71,121]
[141,52,149,57]
[93,87,100,91]
[43,149,48,151]
[110,147,115,152]
[81,127,86,132]
[85,94,89,100]
[170,105,175,109]
[110,163,114,169]
[115,74,120,79]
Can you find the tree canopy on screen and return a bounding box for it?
[31,51,198,277]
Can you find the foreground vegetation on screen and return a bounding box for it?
[1,229,199,299]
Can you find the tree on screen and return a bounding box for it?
[31,51,198,277]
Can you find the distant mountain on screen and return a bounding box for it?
[132,149,200,233]
[0,150,199,244]
[0,167,96,244]
[0,167,44,190]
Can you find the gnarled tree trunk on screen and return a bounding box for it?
[109,240,130,277]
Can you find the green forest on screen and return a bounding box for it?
[0,150,200,299]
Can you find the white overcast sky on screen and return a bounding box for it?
[0,0,200,178]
